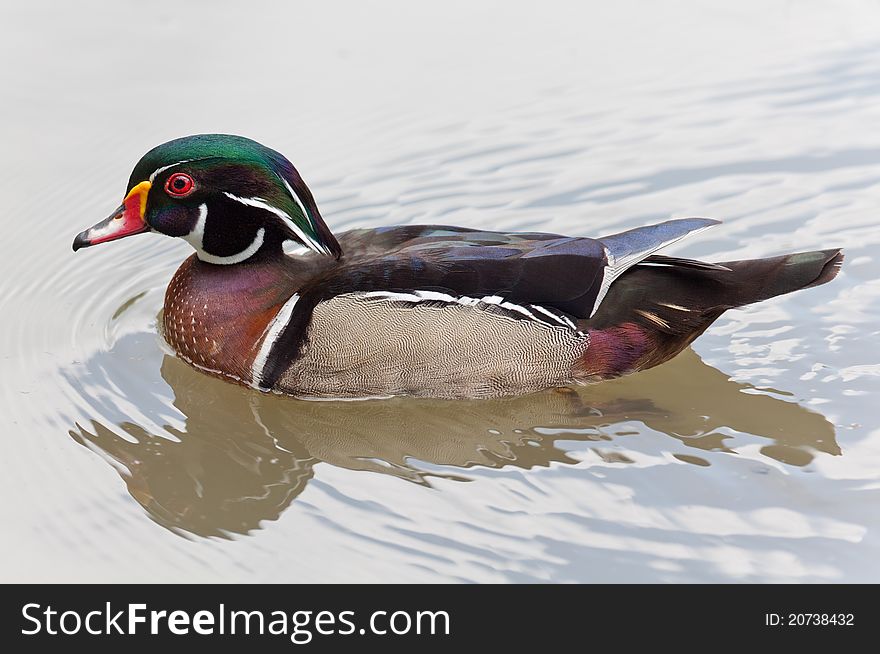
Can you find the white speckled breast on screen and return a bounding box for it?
[162,255,296,386]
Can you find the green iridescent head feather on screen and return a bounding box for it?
[130,134,341,258]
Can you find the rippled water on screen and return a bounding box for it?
[3,1,880,582]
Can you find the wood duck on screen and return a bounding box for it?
[72,134,843,400]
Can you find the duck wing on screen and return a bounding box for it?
[331,217,719,319]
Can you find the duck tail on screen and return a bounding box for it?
[573,248,843,382]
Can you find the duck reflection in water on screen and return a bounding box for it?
[69,340,837,539]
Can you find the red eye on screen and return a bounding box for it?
[165,173,195,197]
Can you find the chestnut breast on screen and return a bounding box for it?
[162,255,296,385]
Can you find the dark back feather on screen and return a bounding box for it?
[330,225,609,317]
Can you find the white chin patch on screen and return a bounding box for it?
[182,203,265,265]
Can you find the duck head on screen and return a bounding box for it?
[72,134,341,263]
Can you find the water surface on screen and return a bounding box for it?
[2,1,880,582]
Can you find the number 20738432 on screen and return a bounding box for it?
[765,613,854,627]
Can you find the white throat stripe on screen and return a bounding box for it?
[182,203,265,265]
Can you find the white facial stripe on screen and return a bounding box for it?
[223,192,326,255]
[251,293,301,389]
[359,290,582,334]
[146,160,331,254]
[149,159,196,183]
[280,177,331,255]
[182,203,265,265]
